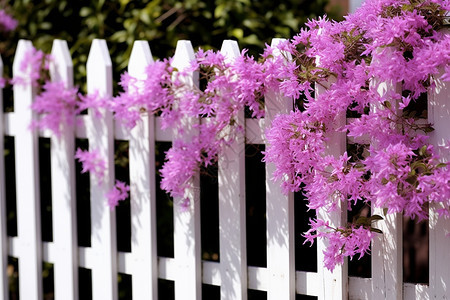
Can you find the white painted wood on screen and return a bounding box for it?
[371,208,402,300]
[349,0,364,13]
[202,261,221,286]
[428,65,450,299]
[7,237,19,258]
[4,112,17,136]
[42,241,55,263]
[78,246,95,269]
[117,252,133,274]
[218,40,247,300]
[403,283,429,299]
[49,39,78,300]
[247,266,268,291]
[114,122,130,140]
[171,40,202,300]
[155,117,172,142]
[370,49,403,300]
[127,40,158,300]
[86,39,117,300]
[348,277,371,300]
[13,39,43,300]
[158,257,177,281]
[315,71,348,300]
[0,55,8,300]
[295,271,320,296]
[245,118,265,144]
[264,38,295,300]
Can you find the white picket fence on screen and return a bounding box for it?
[0,36,448,300]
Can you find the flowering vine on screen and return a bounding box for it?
[263,0,450,270]
[6,0,450,271]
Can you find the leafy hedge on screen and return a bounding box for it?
[2,0,340,91]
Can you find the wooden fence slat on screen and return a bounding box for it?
[0,55,8,300]
[49,39,78,300]
[13,39,43,300]
[86,39,117,300]
[265,38,295,300]
[171,40,202,300]
[370,53,403,300]
[315,81,348,300]
[428,67,450,299]
[127,40,158,300]
[217,40,247,300]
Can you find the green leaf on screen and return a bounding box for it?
[381,178,389,185]
[405,175,417,185]
[231,28,244,39]
[436,163,447,168]
[383,207,388,216]
[384,100,392,109]
[355,216,369,226]
[80,7,92,17]
[370,227,383,234]
[419,145,427,156]
[370,214,384,222]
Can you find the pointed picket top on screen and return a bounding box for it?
[86,39,112,96]
[128,41,153,79]
[220,40,240,63]
[172,40,195,71]
[87,39,112,67]
[270,38,292,61]
[50,39,73,88]
[13,39,33,76]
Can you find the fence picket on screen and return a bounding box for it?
[0,55,8,300]
[315,81,348,300]
[127,40,158,299]
[86,39,117,300]
[49,39,78,300]
[265,38,295,300]
[171,40,202,300]
[218,40,247,300]
[428,67,450,299]
[13,39,43,300]
[370,50,403,300]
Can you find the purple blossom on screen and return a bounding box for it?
[12,47,50,87]
[74,148,107,184]
[0,9,17,33]
[30,81,78,137]
[106,180,130,209]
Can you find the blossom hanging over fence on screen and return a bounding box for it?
[7,0,450,271]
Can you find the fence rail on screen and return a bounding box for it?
[0,36,449,300]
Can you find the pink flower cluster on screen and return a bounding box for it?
[0,9,17,33]
[75,148,106,183]
[106,180,130,209]
[264,0,450,270]
[10,0,450,270]
[114,48,266,198]
[303,218,374,271]
[12,47,50,87]
[30,81,79,136]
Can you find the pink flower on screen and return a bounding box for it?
[0,9,17,33]
[106,181,130,209]
[12,47,50,87]
[30,81,78,137]
[74,148,106,184]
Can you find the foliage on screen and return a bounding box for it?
[2,0,337,91]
